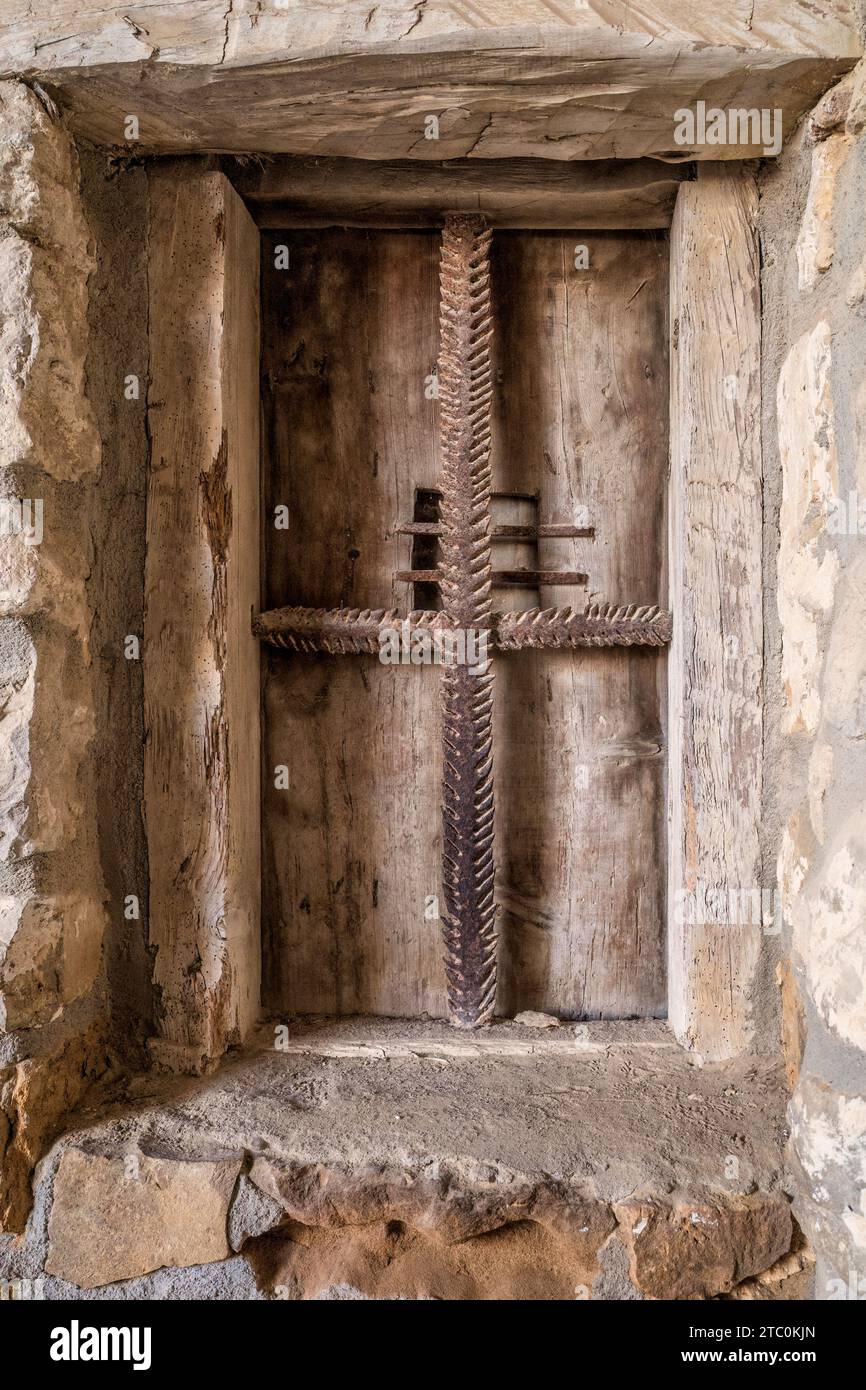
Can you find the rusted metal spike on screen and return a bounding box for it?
[496,603,673,649]
[254,602,673,654]
[253,605,445,654]
[437,213,498,1029]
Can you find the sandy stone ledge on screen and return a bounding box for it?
[0,1018,799,1300]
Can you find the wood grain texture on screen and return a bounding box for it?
[668,165,763,1060]
[31,51,856,161]
[262,228,669,1021]
[490,231,669,1021]
[6,3,856,160]
[3,0,859,73]
[261,228,445,1018]
[144,169,261,1072]
[238,157,686,230]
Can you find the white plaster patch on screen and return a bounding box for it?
[796,134,850,291]
[846,255,866,308]
[843,1191,866,1253]
[777,811,813,936]
[857,379,866,496]
[796,810,866,1050]
[808,742,834,843]
[793,1090,866,1186]
[0,232,37,468]
[777,321,840,734]
[0,632,34,860]
[823,550,866,741]
[845,58,866,137]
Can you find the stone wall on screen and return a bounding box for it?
[0,83,149,1231]
[761,60,866,1299]
[2,21,866,1294]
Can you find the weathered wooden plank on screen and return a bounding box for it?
[262,228,668,1021]
[491,231,669,1021]
[263,228,668,1021]
[29,50,856,161]
[238,157,686,230]
[668,165,763,1060]
[144,169,261,1073]
[261,228,446,1018]
[3,3,857,161]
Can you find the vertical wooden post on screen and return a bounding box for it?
[668,165,763,1060]
[145,170,261,1073]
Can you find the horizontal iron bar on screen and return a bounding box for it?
[397,522,595,539]
[396,569,589,586]
[253,603,672,652]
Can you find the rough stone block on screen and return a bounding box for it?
[616,1195,793,1301]
[0,82,100,483]
[0,1027,115,1232]
[227,1173,287,1253]
[0,892,104,1030]
[0,621,100,861]
[46,1149,244,1288]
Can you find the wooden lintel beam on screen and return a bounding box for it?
[6,5,857,164]
[235,157,688,230]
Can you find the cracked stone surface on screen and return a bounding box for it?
[761,62,866,1295]
[2,1018,795,1299]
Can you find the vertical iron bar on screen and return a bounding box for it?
[437,214,497,1027]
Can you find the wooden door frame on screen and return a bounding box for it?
[144,168,262,1076]
[141,158,763,1069]
[667,165,764,1061]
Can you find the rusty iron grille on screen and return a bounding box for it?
[254,214,672,1028]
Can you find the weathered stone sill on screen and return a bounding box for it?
[1,1017,802,1300]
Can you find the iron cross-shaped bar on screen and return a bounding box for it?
[254,215,672,1029]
